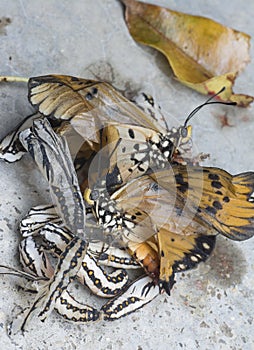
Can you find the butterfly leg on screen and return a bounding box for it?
[38,222,133,297]
[18,234,160,323]
[19,204,140,296]
[0,238,101,333]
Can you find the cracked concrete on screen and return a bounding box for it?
[0,1,254,349]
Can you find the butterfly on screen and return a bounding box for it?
[17,118,216,296]
[24,83,241,294]
[28,76,239,191]
[0,77,241,283]
[26,75,194,184]
[85,157,254,292]
[0,76,193,197]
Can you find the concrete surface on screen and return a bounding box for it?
[0,1,254,349]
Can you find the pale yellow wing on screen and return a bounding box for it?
[28,75,166,145]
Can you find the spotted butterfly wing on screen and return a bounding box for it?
[28,75,169,143]
[101,122,192,190]
[109,173,216,288]
[107,165,254,288]
[149,165,254,241]
[28,75,192,187]
[156,228,216,292]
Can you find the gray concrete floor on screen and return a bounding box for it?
[0,1,254,349]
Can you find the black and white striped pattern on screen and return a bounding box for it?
[19,118,86,236]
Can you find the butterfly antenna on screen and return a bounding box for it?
[184,87,236,127]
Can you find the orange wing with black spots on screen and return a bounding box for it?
[111,167,254,291]
[157,228,216,293]
[126,227,216,295]
[150,165,254,241]
[110,173,217,293]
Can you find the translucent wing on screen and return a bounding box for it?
[149,165,254,241]
[114,176,216,293]
[112,173,212,239]
[131,92,169,131]
[28,75,167,144]
[19,118,86,236]
[83,121,192,193]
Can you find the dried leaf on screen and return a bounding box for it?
[122,0,253,106]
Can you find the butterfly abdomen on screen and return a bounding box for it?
[127,240,160,281]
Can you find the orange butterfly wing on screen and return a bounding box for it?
[157,228,215,293]
[150,165,254,241]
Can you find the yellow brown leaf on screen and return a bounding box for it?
[122,0,253,106]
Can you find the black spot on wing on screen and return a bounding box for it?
[205,205,217,215]
[128,129,135,139]
[211,181,222,189]
[213,201,223,210]
[208,173,220,180]
[106,165,123,192]
[175,173,189,193]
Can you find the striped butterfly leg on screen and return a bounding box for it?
[39,222,137,298]
[47,240,160,324]
[19,203,140,270]
[19,235,102,325]
[19,204,141,297]
[20,236,159,324]
[87,240,140,270]
[0,263,101,334]
[9,235,88,334]
[19,221,160,322]
[17,228,155,326]
[102,275,160,321]
[1,237,101,334]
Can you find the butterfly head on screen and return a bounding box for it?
[164,124,192,159]
[177,124,192,146]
